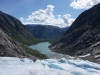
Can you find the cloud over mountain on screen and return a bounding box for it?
[20,5,75,28]
[70,0,100,9]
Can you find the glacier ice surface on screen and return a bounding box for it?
[0,57,100,75]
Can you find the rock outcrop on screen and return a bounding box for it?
[0,29,29,57]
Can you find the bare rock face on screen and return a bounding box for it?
[0,29,29,57]
[50,3,100,63]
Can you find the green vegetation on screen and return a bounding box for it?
[23,45,48,59]
[92,25,100,32]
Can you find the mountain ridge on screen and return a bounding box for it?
[0,11,35,45]
[26,24,68,39]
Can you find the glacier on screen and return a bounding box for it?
[0,57,100,75]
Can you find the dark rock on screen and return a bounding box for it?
[0,28,38,61]
[50,3,100,63]
[0,29,28,57]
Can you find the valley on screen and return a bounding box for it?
[0,1,100,75]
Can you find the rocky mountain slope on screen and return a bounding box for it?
[0,11,47,60]
[0,28,29,57]
[0,11,34,45]
[26,24,68,39]
[0,28,41,61]
[50,3,100,63]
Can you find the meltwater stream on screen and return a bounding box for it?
[29,42,71,59]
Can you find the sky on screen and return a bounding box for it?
[0,0,100,27]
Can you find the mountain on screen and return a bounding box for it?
[0,11,47,60]
[0,11,35,45]
[50,3,100,63]
[26,24,68,39]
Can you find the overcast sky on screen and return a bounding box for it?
[0,0,100,27]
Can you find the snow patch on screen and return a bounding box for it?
[95,55,100,58]
[79,54,91,57]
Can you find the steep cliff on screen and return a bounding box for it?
[0,29,29,57]
[50,3,100,63]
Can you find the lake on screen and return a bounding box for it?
[29,42,72,59]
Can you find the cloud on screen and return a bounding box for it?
[70,0,100,9]
[20,5,75,28]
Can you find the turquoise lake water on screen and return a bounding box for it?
[29,42,54,54]
[29,42,71,59]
